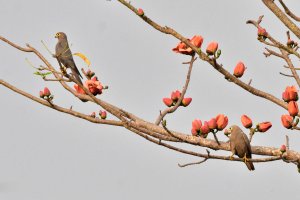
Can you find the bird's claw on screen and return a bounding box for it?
[242,154,250,163]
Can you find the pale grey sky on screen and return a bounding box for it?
[1,0,299,199]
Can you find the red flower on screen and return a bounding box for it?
[181,97,192,107]
[233,61,246,78]
[200,121,210,135]
[43,87,51,97]
[39,91,45,98]
[74,84,86,95]
[282,86,298,102]
[191,128,198,136]
[171,90,181,102]
[172,35,203,55]
[99,110,107,119]
[90,112,96,118]
[257,122,272,132]
[207,118,217,130]
[85,77,103,96]
[137,8,144,16]
[206,42,218,55]
[288,101,299,117]
[241,115,253,128]
[281,114,293,129]
[216,114,228,130]
[163,98,173,107]
[280,144,287,153]
[192,119,202,132]
[257,27,268,38]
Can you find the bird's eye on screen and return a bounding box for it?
[229,127,232,131]
[56,33,60,37]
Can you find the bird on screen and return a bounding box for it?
[226,125,255,171]
[55,32,83,84]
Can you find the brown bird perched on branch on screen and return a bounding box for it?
[226,125,255,171]
[55,32,83,84]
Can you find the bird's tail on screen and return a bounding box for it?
[71,68,83,85]
[245,161,255,171]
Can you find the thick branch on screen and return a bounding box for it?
[262,0,300,39]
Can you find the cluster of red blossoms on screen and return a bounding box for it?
[74,76,103,96]
[90,110,107,119]
[281,86,299,129]
[240,114,272,132]
[172,35,203,55]
[163,90,192,107]
[39,87,53,101]
[191,114,228,137]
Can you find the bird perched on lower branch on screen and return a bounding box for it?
[55,32,83,84]
[226,125,255,171]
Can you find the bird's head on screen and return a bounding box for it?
[224,125,239,136]
[55,32,67,39]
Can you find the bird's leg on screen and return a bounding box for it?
[229,151,235,160]
[242,153,250,163]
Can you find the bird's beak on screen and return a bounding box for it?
[55,35,58,38]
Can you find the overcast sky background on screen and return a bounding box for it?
[1,0,300,199]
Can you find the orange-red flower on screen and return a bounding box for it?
[171,90,181,102]
[74,84,86,94]
[192,119,202,132]
[241,115,252,128]
[280,144,287,153]
[288,101,299,117]
[208,118,217,130]
[200,121,210,135]
[233,61,246,78]
[74,77,103,96]
[39,91,45,98]
[43,87,51,96]
[281,114,293,129]
[191,128,198,136]
[99,110,107,119]
[181,97,192,107]
[90,112,96,118]
[137,8,144,16]
[257,26,268,38]
[257,122,272,132]
[216,114,228,130]
[206,42,218,55]
[172,35,203,55]
[85,77,103,96]
[282,86,298,102]
[163,98,173,107]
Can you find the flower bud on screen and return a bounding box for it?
[207,118,217,130]
[192,119,202,132]
[163,98,173,107]
[200,121,210,135]
[137,8,144,16]
[181,97,192,107]
[39,91,44,98]
[280,144,287,153]
[99,110,107,119]
[233,61,246,78]
[257,27,268,38]
[90,112,96,118]
[283,86,298,102]
[43,87,51,97]
[216,114,228,130]
[241,114,253,128]
[257,122,272,132]
[171,90,181,102]
[191,128,198,136]
[281,114,293,129]
[206,42,218,55]
[288,101,299,117]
